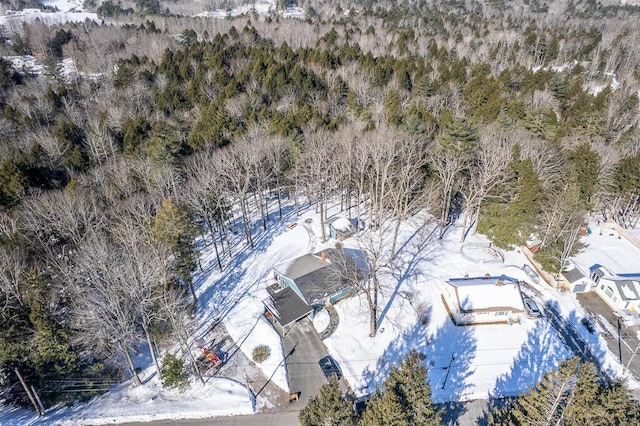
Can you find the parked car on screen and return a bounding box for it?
[522,296,542,317]
[319,356,342,380]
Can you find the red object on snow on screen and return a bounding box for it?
[204,349,222,367]
[197,340,222,367]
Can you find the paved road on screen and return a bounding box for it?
[119,399,494,426]
[120,411,300,426]
[577,292,640,382]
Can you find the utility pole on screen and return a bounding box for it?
[441,353,456,390]
[618,318,623,365]
[14,368,42,416]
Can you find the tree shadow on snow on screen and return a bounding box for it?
[193,203,305,332]
[359,308,477,425]
[482,317,568,424]
[378,223,443,330]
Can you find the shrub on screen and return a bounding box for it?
[252,345,271,363]
[160,354,189,391]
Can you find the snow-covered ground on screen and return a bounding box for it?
[0,376,254,425]
[323,216,573,403]
[2,201,638,424]
[0,0,97,26]
[572,220,640,275]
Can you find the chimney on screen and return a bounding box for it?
[321,251,328,263]
[484,273,490,280]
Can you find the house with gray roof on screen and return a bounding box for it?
[263,248,366,335]
[589,264,640,315]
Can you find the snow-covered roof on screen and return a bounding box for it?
[447,275,524,312]
[330,217,353,232]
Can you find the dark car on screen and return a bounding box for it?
[522,296,542,317]
[319,356,342,380]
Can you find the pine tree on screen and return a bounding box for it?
[360,390,409,426]
[567,143,600,208]
[361,350,440,425]
[385,350,440,425]
[493,358,640,426]
[502,357,580,425]
[561,361,602,423]
[152,198,199,303]
[298,376,354,426]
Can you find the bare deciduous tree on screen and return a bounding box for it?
[460,126,514,242]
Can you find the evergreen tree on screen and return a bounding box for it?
[151,198,199,302]
[298,376,354,426]
[361,350,440,425]
[479,157,544,248]
[360,390,408,426]
[567,143,600,208]
[493,358,640,425]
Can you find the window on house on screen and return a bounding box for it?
[604,286,614,298]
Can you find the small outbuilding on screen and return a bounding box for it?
[560,262,594,293]
[443,274,525,325]
[328,217,358,240]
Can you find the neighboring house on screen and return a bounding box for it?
[560,262,594,293]
[443,274,525,325]
[328,216,357,240]
[263,248,366,335]
[590,264,640,314]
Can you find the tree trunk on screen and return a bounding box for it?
[183,335,205,386]
[276,179,283,220]
[369,275,379,337]
[241,199,254,248]
[459,208,470,243]
[440,188,452,239]
[122,345,142,386]
[212,233,223,272]
[188,279,198,305]
[293,184,299,216]
[143,323,161,377]
[390,216,403,261]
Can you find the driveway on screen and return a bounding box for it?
[577,291,640,382]
[282,318,335,408]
